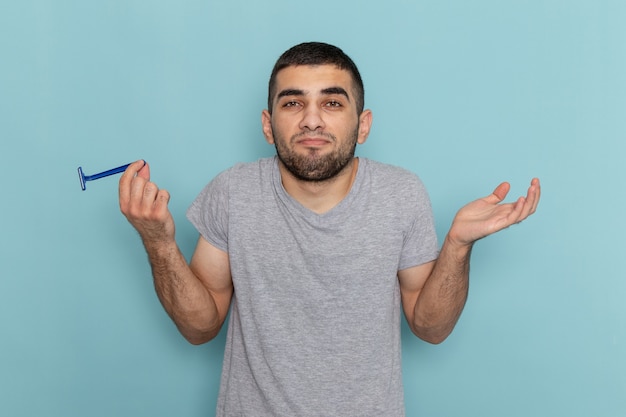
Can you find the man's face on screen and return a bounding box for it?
[262,65,371,182]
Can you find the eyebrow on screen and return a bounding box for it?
[321,87,350,101]
[277,89,305,99]
[276,87,351,102]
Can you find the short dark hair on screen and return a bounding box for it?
[267,42,364,115]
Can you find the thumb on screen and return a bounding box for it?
[490,182,511,202]
[137,160,150,180]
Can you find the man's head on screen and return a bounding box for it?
[261,43,372,183]
[267,42,365,115]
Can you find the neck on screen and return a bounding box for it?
[278,157,359,214]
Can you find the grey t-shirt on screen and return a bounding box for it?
[187,157,439,417]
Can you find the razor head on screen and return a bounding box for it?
[78,167,86,190]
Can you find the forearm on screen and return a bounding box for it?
[407,178,541,343]
[411,236,472,344]
[118,163,228,344]
[144,239,223,344]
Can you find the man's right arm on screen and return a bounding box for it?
[119,160,233,345]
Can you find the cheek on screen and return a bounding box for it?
[269,120,289,144]
[271,117,296,138]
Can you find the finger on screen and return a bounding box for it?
[529,178,541,214]
[489,182,511,203]
[510,196,529,224]
[119,160,148,206]
[526,179,541,216]
[153,189,171,216]
[137,160,150,180]
[517,178,541,221]
[140,181,160,214]
[121,159,148,183]
[126,175,146,210]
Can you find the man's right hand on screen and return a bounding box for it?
[119,160,175,245]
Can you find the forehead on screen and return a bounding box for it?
[274,64,354,94]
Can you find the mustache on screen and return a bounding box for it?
[291,130,336,142]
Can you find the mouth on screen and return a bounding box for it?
[293,132,334,147]
[296,137,331,147]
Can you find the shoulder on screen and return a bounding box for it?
[224,157,274,178]
[210,157,275,187]
[362,158,418,177]
[190,158,274,206]
[360,158,428,195]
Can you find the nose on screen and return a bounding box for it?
[299,105,325,131]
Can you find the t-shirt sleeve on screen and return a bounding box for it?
[186,170,230,253]
[398,176,440,270]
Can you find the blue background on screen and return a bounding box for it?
[1,1,624,416]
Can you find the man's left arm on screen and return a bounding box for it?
[399,178,541,344]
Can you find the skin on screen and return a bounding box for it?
[261,65,373,213]
[119,64,541,345]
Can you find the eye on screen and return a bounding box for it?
[283,100,300,108]
[325,100,342,108]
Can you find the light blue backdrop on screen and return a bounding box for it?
[1,1,624,416]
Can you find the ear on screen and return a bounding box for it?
[357,109,373,145]
[261,109,275,144]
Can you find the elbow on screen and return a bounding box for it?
[183,331,218,346]
[411,327,451,345]
[179,325,222,346]
[185,335,211,345]
[410,307,462,345]
[187,338,210,346]
[173,309,226,345]
[419,331,450,345]
[409,320,455,345]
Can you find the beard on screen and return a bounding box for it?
[273,125,359,183]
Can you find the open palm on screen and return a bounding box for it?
[448,178,541,247]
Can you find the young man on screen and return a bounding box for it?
[119,42,540,416]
